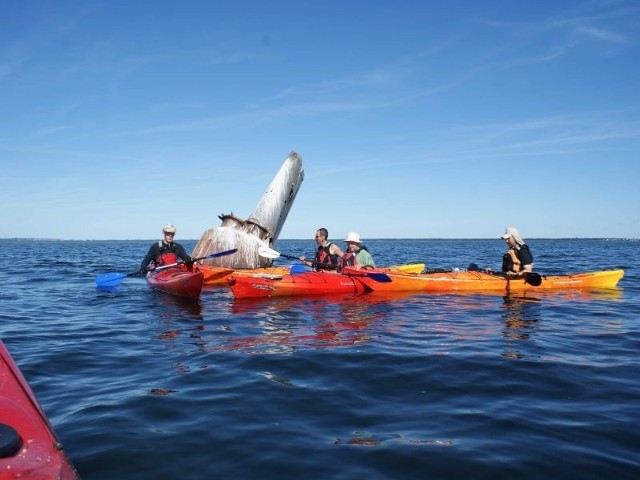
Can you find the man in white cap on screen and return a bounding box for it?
[139,224,193,274]
[339,232,375,270]
[500,227,533,277]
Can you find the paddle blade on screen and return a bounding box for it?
[524,272,542,287]
[258,245,280,259]
[95,273,127,287]
[364,272,392,283]
[346,270,392,283]
[290,264,310,275]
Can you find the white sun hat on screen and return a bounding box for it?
[344,232,361,243]
[163,224,176,233]
[501,226,524,245]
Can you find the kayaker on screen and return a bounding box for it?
[299,227,344,270]
[338,232,375,271]
[140,224,194,273]
[499,227,534,278]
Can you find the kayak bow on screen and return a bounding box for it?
[0,340,80,479]
[146,265,204,300]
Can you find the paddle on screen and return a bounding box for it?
[342,268,392,283]
[95,248,238,287]
[290,264,310,274]
[95,270,142,287]
[258,245,302,261]
[483,268,542,287]
[467,260,542,286]
[257,246,391,283]
[520,272,542,286]
[152,248,238,272]
[258,245,332,269]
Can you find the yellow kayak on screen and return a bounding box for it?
[387,263,425,274]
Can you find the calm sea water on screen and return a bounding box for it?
[1,238,638,480]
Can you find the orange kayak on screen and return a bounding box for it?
[146,265,204,300]
[0,340,80,479]
[200,265,292,286]
[227,271,368,298]
[203,262,425,287]
[343,267,624,294]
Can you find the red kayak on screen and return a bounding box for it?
[0,340,80,479]
[227,270,367,298]
[146,265,204,300]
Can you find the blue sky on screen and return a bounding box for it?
[2,0,638,240]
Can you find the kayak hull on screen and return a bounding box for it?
[344,268,624,293]
[200,265,292,286]
[228,271,366,298]
[146,266,204,300]
[205,263,425,287]
[0,341,80,479]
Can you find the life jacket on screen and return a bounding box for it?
[339,250,360,271]
[502,245,532,273]
[315,243,339,270]
[156,241,178,266]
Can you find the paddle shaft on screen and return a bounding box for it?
[261,248,337,270]
[276,252,334,268]
[258,246,389,282]
[151,248,238,272]
[97,248,238,286]
[488,269,542,287]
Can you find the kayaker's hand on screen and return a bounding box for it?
[185,258,194,266]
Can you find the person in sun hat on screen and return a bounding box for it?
[338,231,375,271]
[499,226,534,277]
[139,224,194,274]
[299,227,344,271]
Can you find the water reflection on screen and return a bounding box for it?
[501,295,541,339]
[499,294,542,360]
[155,294,203,319]
[149,286,624,358]
[498,287,623,359]
[153,293,205,364]
[211,294,409,353]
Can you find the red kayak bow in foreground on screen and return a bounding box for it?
[0,340,80,479]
